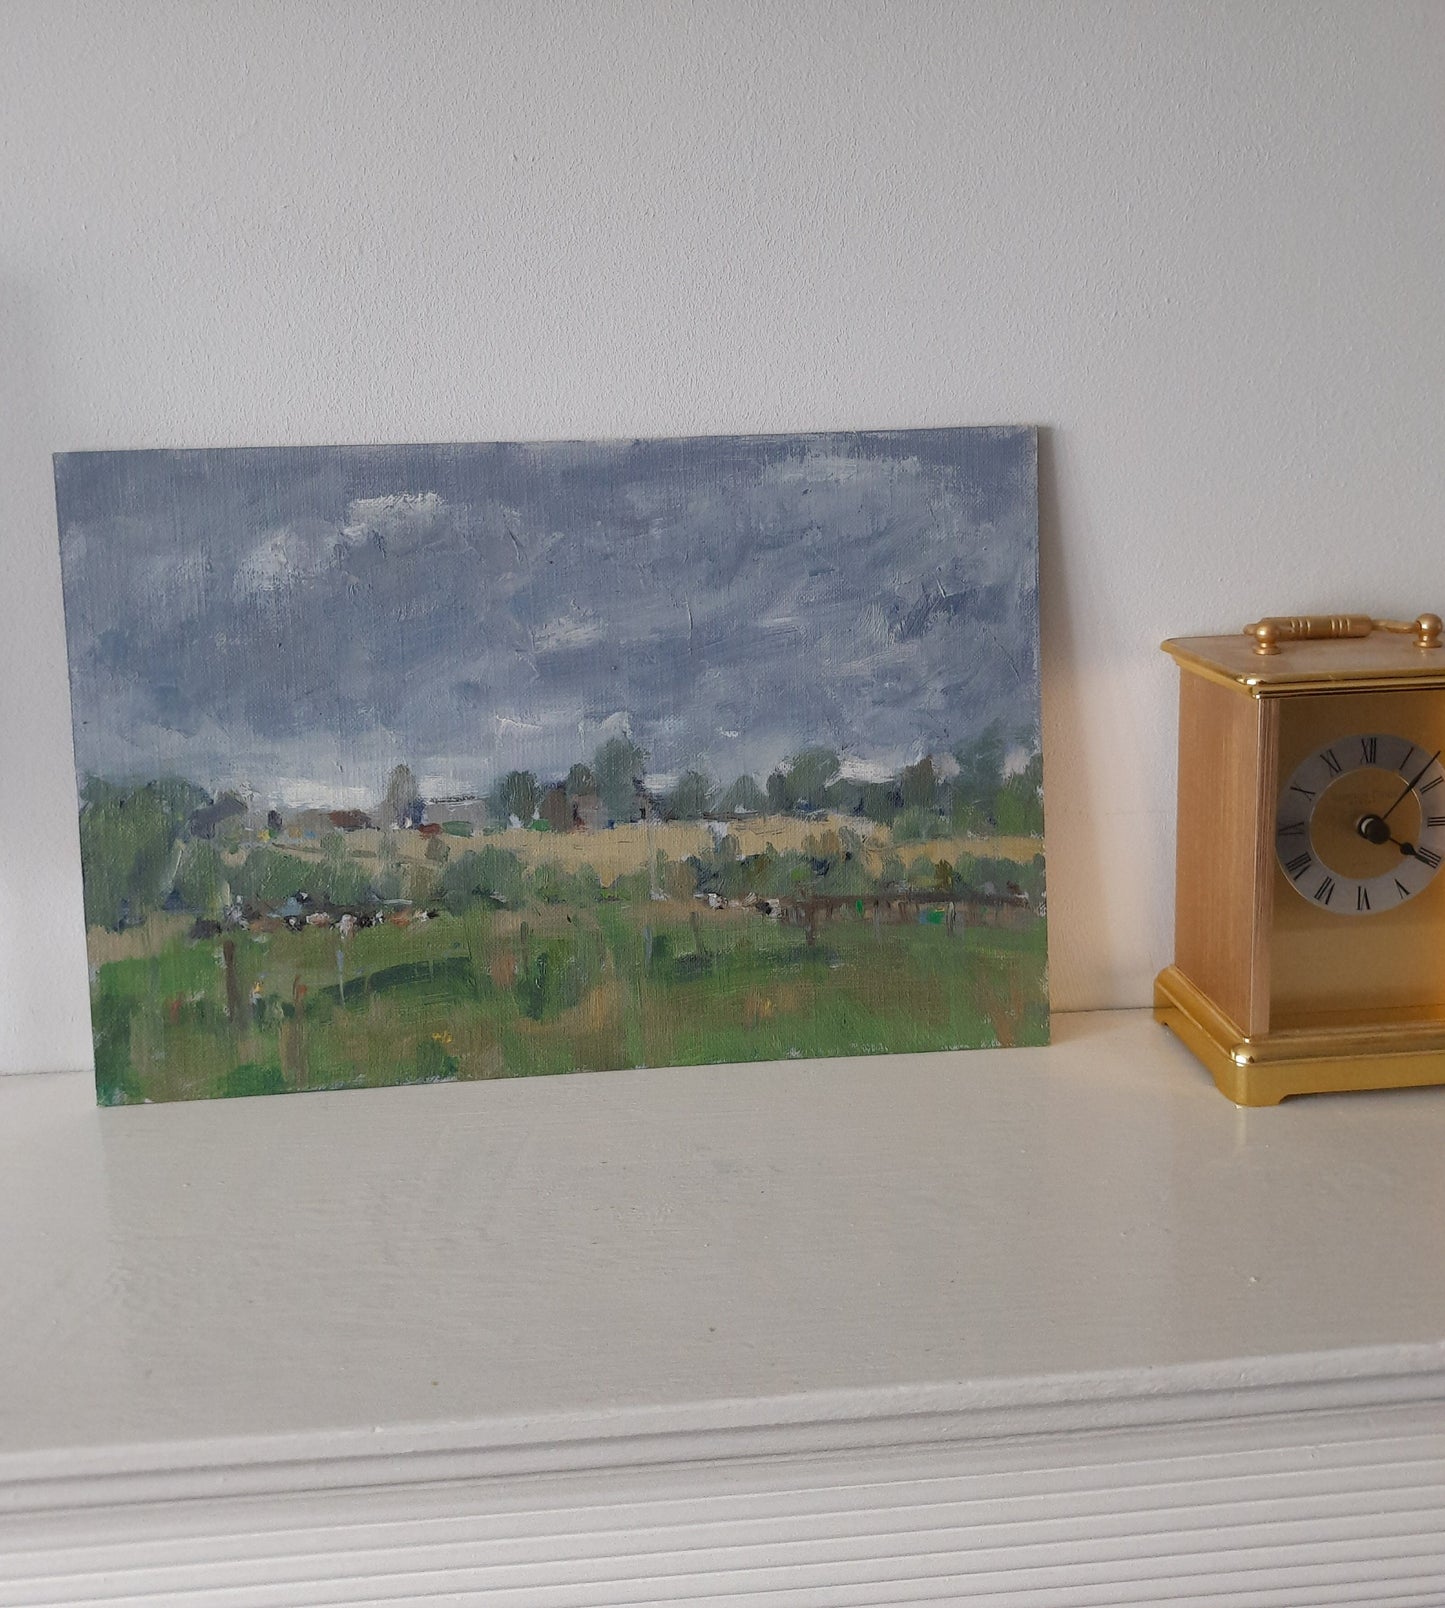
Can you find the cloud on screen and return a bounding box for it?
[57,431,1039,802]
[341,492,451,556]
[234,523,337,595]
[532,607,605,652]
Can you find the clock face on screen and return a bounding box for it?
[1276,733,1445,916]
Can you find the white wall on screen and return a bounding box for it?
[2,0,1441,1074]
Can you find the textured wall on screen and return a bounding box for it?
[2,0,1441,1072]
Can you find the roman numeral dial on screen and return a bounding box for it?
[1275,733,1445,917]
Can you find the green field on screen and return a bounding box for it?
[91,900,1048,1104]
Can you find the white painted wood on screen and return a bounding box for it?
[3,1011,1445,1598]
[3,1412,1445,1602]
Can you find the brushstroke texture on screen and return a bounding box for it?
[57,430,1038,800]
[57,428,1047,1104]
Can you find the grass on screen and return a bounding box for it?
[91,896,1048,1103]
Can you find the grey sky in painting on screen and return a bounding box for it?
[55,429,1039,807]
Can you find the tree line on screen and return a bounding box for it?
[481,722,1043,839]
[76,722,1042,931]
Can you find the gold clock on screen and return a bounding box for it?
[1154,612,1445,1105]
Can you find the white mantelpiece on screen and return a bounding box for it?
[3,1012,1444,1603]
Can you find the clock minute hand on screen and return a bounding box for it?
[1380,748,1442,824]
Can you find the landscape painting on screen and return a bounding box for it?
[56,428,1047,1104]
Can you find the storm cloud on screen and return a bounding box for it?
[56,429,1040,806]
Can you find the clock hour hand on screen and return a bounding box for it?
[1380,748,1442,823]
[1357,814,1423,857]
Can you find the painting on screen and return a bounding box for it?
[55,428,1047,1104]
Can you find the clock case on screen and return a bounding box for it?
[1155,627,1445,1105]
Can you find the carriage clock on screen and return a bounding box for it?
[1154,612,1445,1104]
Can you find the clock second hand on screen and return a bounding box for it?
[1358,745,1443,854]
[1379,747,1442,824]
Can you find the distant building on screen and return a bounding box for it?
[571,791,606,832]
[426,795,491,831]
[187,795,246,840]
[538,785,571,833]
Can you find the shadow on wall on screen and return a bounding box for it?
[0,278,93,1072]
[1035,426,1100,1010]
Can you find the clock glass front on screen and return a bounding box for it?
[1270,689,1445,1029]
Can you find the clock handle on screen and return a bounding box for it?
[1244,613,1444,655]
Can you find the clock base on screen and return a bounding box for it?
[1153,966,1445,1105]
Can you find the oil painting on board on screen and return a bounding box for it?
[56,428,1047,1104]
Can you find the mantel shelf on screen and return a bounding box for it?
[5,1010,1445,1603]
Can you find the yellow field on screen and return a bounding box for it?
[85,912,192,964]
[296,813,1044,883]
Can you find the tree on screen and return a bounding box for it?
[440,847,526,912]
[374,828,403,900]
[320,833,375,905]
[78,777,206,930]
[565,762,596,801]
[593,736,647,825]
[146,776,213,823]
[234,845,320,908]
[665,770,712,820]
[899,755,937,811]
[174,840,228,918]
[491,769,540,826]
[829,776,898,825]
[779,747,841,812]
[892,756,943,842]
[382,763,423,828]
[718,774,766,816]
[994,751,1045,836]
[952,721,1006,828]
